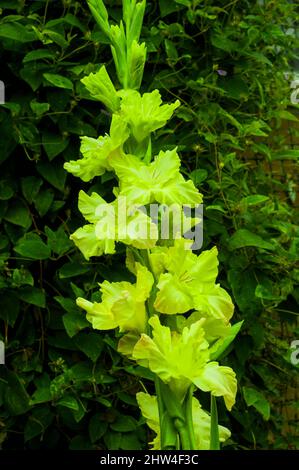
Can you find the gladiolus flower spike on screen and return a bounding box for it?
[64,0,241,451]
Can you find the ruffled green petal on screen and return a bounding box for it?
[118,89,180,143]
[110,153,154,205]
[136,392,160,449]
[194,284,234,323]
[152,240,232,320]
[81,65,120,112]
[154,272,193,314]
[78,190,107,223]
[64,135,112,182]
[121,206,159,249]
[117,332,141,357]
[165,240,218,283]
[70,224,115,260]
[77,263,153,333]
[64,115,129,182]
[76,296,118,330]
[112,149,202,206]
[154,178,202,207]
[193,362,237,411]
[133,316,209,398]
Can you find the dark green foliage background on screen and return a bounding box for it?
[0,0,298,450]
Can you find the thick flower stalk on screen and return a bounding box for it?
[64,0,242,450]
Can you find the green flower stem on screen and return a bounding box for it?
[143,136,152,164]
[155,377,177,450]
[137,249,159,318]
[174,418,191,450]
[184,386,196,450]
[159,380,193,450]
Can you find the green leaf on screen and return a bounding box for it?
[96,397,113,407]
[21,176,43,204]
[73,399,86,423]
[36,161,67,192]
[243,387,270,420]
[0,292,20,326]
[0,114,17,164]
[211,34,237,52]
[42,131,69,160]
[57,395,79,411]
[103,431,122,450]
[30,100,50,117]
[45,226,72,256]
[0,23,36,42]
[14,233,51,260]
[69,435,93,450]
[63,312,89,338]
[165,39,178,61]
[12,268,34,287]
[43,73,73,90]
[210,321,244,360]
[54,296,78,313]
[30,374,52,405]
[24,408,53,442]
[64,13,86,32]
[54,296,92,336]
[110,415,139,432]
[245,51,272,66]
[0,178,16,200]
[17,286,46,308]
[1,369,30,416]
[159,0,185,17]
[228,268,260,316]
[34,189,54,216]
[176,106,195,122]
[240,195,270,206]
[120,433,142,450]
[210,395,220,450]
[59,261,90,278]
[275,110,298,122]
[23,49,56,63]
[190,169,208,186]
[43,29,69,48]
[206,205,227,213]
[271,149,299,161]
[255,283,282,301]
[3,200,32,228]
[220,77,249,100]
[229,229,273,251]
[89,414,108,443]
[20,66,43,91]
[74,332,104,362]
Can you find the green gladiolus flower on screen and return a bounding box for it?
[133,315,237,409]
[77,262,153,333]
[136,392,231,450]
[153,239,234,322]
[110,148,203,205]
[117,89,180,142]
[64,115,129,182]
[70,191,158,259]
